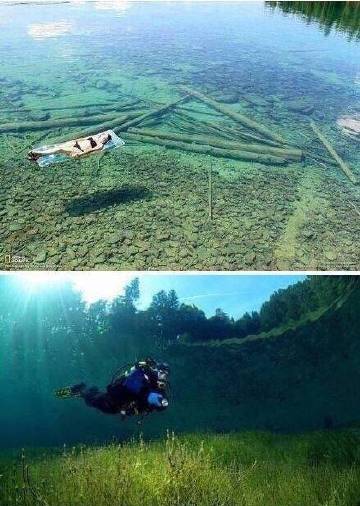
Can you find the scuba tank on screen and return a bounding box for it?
[110,358,170,419]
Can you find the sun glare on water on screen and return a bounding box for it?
[69,272,135,304]
[20,272,64,288]
[17,272,134,304]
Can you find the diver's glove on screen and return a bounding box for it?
[54,383,86,399]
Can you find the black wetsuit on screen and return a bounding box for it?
[81,365,160,415]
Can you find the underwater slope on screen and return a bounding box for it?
[166,280,360,433]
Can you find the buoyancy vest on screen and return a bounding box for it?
[122,368,149,395]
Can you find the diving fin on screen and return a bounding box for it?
[54,383,85,399]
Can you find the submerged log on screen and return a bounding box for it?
[122,132,288,165]
[129,128,303,161]
[178,105,221,117]
[175,110,238,140]
[0,111,132,134]
[310,120,358,185]
[0,101,139,114]
[36,111,145,145]
[174,109,285,148]
[117,96,190,132]
[181,86,286,145]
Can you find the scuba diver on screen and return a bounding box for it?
[55,358,170,420]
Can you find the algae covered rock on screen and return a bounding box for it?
[286,98,315,115]
[213,90,239,104]
[29,111,50,122]
[156,231,171,241]
[34,250,47,263]
[108,233,123,245]
[242,94,269,107]
[324,250,337,262]
[336,115,360,139]
[9,222,24,232]
[94,79,110,90]
[244,252,256,265]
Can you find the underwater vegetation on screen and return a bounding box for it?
[268,1,360,40]
[1,431,360,506]
[1,275,360,503]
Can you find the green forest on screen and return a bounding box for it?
[2,275,356,371]
[268,1,360,39]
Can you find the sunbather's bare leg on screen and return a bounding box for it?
[31,146,59,156]
[31,140,77,156]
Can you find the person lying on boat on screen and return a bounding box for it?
[55,358,170,420]
[28,132,112,161]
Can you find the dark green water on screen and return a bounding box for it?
[0,1,359,271]
[0,273,359,449]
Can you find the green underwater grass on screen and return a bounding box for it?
[1,430,360,506]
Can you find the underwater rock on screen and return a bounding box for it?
[324,250,337,261]
[47,247,58,257]
[226,245,240,256]
[126,246,138,257]
[85,107,103,116]
[94,79,110,90]
[114,212,125,224]
[9,222,24,232]
[336,115,360,139]
[29,111,50,122]
[156,231,171,241]
[242,94,269,107]
[119,229,134,240]
[172,78,188,85]
[213,90,239,104]
[303,229,314,239]
[6,90,23,102]
[179,248,189,258]
[93,254,106,265]
[142,69,158,76]
[134,240,150,253]
[286,99,315,115]
[108,232,124,245]
[77,245,89,258]
[244,252,256,264]
[50,255,60,265]
[34,250,47,263]
[66,248,76,260]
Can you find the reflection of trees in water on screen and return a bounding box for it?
[267,1,360,40]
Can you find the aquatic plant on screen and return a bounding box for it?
[1,430,360,506]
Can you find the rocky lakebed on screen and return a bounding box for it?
[1,138,359,271]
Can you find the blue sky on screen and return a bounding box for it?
[137,274,306,318]
[14,272,305,319]
[73,273,306,318]
[67,272,306,318]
